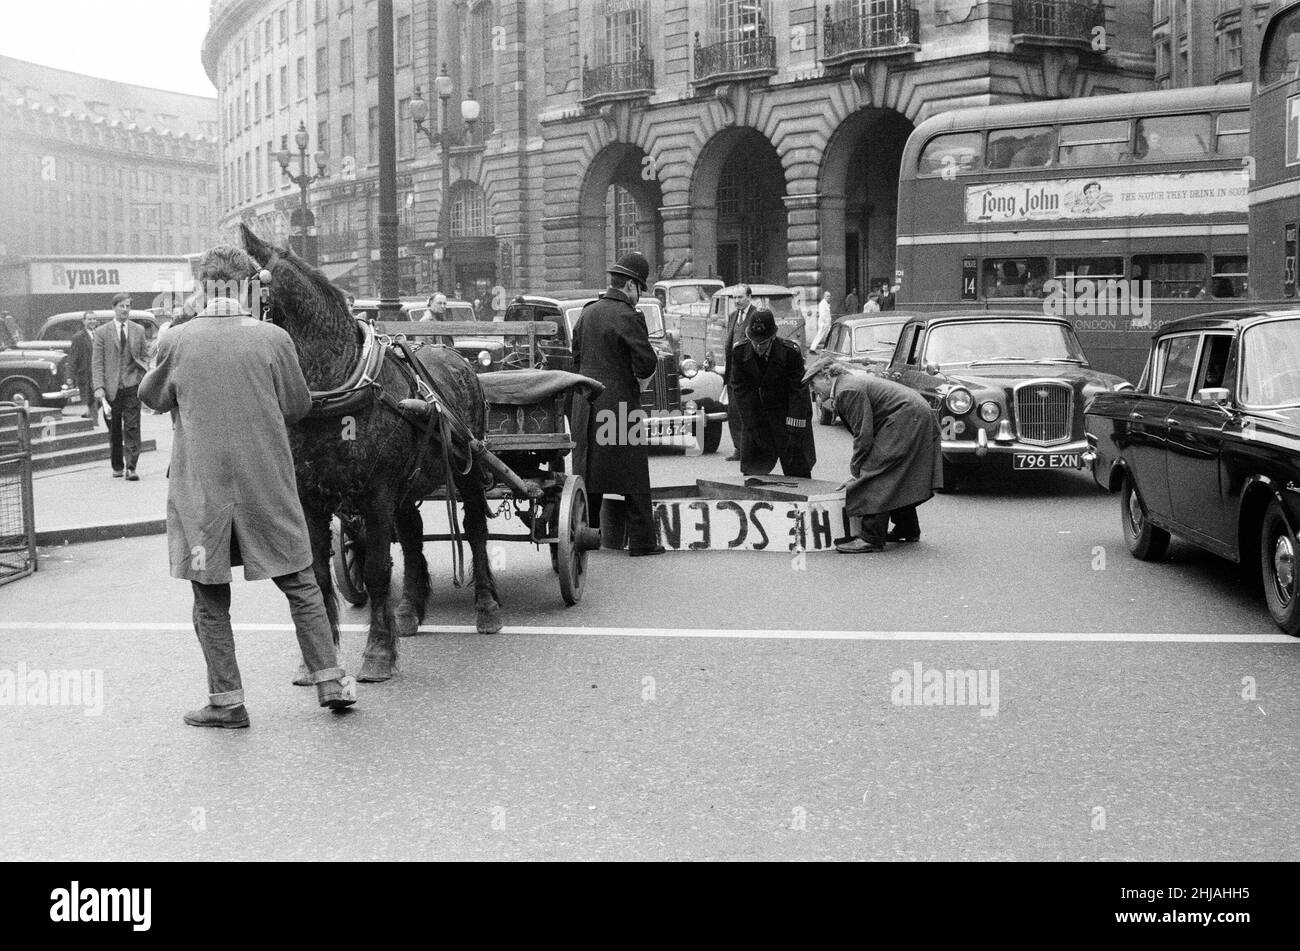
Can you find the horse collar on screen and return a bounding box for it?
[305,318,385,418]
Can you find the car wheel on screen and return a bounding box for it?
[0,379,40,407]
[1260,498,1300,636]
[1121,474,1170,561]
[818,402,835,426]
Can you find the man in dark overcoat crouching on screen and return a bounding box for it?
[730,308,815,478]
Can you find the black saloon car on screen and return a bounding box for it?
[883,312,1130,488]
[1086,309,1300,635]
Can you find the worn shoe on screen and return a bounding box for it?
[183,704,250,729]
[835,537,885,554]
[111,469,124,478]
[317,676,358,710]
[629,545,666,557]
[124,469,139,482]
[886,530,919,543]
[724,453,740,462]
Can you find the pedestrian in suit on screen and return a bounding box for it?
[571,251,665,557]
[139,245,357,728]
[91,292,148,479]
[721,284,757,462]
[731,309,815,478]
[70,311,99,421]
[804,357,942,553]
[878,281,897,311]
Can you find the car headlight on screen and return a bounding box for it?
[945,387,973,415]
[978,401,1001,422]
[477,350,492,367]
[680,357,699,378]
[45,362,60,374]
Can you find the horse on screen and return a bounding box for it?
[238,224,502,683]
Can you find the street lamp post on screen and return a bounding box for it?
[409,65,479,296]
[276,120,327,266]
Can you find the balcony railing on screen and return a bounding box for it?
[693,31,777,84]
[1011,0,1105,46]
[823,2,920,64]
[581,54,655,105]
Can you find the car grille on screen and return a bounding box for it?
[641,352,680,412]
[1013,381,1073,447]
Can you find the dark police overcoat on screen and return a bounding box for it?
[833,373,942,516]
[730,338,816,477]
[571,288,659,496]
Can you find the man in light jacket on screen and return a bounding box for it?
[92,293,149,478]
[140,246,357,728]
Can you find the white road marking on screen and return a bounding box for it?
[0,621,1297,644]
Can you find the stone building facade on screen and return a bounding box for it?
[0,55,219,260]
[1151,0,1275,88]
[207,1,1156,309]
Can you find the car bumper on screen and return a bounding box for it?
[42,385,80,403]
[942,433,1096,467]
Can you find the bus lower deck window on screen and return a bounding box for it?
[1212,255,1249,297]
[1054,257,1125,280]
[982,258,1049,297]
[1132,253,1208,299]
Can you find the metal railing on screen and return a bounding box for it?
[1012,0,1105,41]
[694,31,777,83]
[582,54,655,101]
[824,2,920,59]
[0,404,37,585]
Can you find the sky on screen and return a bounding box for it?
[0,0,216,97]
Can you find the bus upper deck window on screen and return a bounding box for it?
[986,126,1056,169]
[917,132,981,177]
[1261,8,1300,84]
[1215,111,1249,155]
[1135,114,1212,160]
[1058,120,1131,166]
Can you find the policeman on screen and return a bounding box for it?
[571,252,665,557]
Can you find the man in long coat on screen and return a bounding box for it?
[804,357,942,553]
[140,245,356,728]
[571,251,664,556]
[730,309,815,478]
[69,311,98,421]
[720,284,756,461]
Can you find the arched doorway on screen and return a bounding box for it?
[819,109,913,308]
[578,142,663,287]
[690,127,787,286]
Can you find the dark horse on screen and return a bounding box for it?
[239,225,502,682]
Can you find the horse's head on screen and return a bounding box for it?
[239,223,351,336]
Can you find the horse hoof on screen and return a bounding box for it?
[476,605,503,635]
[292,662,312,686]
[395,605,422,638]
[357,657,396,683]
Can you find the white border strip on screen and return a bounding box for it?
[1250,178,1300,205]
[0,621,1294,644]
[897,223,1249,246]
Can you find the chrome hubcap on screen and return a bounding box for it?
[1274,535,1296,605]
[1127,490,1143,534]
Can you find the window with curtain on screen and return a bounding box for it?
[714,0,769,41]
[599,0,646,64]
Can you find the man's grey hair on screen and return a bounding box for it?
[196,245,257,285]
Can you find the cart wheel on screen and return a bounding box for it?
[332,515,368,607]
[556,475,592,605]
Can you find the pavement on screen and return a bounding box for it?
[4,421,1299,860]
[30,410,173,544]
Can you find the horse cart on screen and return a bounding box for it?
[330,319,603,608]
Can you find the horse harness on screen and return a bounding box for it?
[304,317,477,587]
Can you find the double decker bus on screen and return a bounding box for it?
[1251,1,1300,298]
[895,84,1252,382]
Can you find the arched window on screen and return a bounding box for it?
[449,183,487,237]
[1261,5,1300,84]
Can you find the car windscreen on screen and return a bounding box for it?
[667,285,714,306]
[754,295,795,319]
[924,321,1086,365]
[1241,320,1300,406]
[40,320,82,342]
[853,322,904,354]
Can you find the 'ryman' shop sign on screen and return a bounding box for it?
[29,259,193,296]
[652,497,852,553]
[965,170,1248,224]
